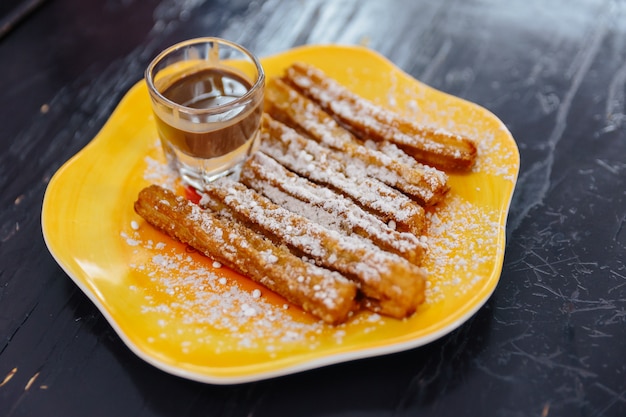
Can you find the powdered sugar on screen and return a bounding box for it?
[265,78,448,205]
[260,117,426,233]
[143,151,178,191]
[421,194,504,304]
[285,63,476,167]
[241,152,426,264]
[125,226,331,352]
[208,178,409,285]
[123,59,513,352]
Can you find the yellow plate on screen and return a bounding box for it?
[42,45,519,384]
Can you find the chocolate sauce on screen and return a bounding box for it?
[155,67,262,159]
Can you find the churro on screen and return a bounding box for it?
[265,77,449,205]
[283,62,477,171]
[134,184,358,324]
[260,114,427,236]
[131,61,484,324]
[240,151,427,265]
[201,179,427,319]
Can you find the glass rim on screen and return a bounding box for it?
[144,37,265,115]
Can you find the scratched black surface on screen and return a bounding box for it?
[1,0,625,416]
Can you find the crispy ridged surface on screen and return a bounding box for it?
[260,114,427,237]
[283,62,477,171]
[134,184,358,324]
[265,77,449,205]
[240,152,427,265]
[202,179,427,319]
[132,63,483,324]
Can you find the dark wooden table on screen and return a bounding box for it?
[1,0,625,416]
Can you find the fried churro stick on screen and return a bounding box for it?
[266,74,447,176]
[260,114,426,237]
[265,77,449,205]
[134,185,358,324]
[240,151,427,265]
[202,179,427,319]
[283,62,477,171]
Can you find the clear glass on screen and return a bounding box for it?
[145,37,265,190]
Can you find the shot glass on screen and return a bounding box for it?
[145,37,265,189]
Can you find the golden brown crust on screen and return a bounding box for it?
[134,184,359,324]
[283,62,477,171]
[260,114,427,237]
[130,63,485,324]
[201,179,427,319]
[265,77,450,205]
[240,152,427,265]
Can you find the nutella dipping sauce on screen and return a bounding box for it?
[146,38,265,189]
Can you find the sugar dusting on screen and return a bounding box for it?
[127,150,381,352]
[393,84,518,183]
[125,151,501,338]
[123,69,511,351]
[422,194,503,304]
[126,239,329,352]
